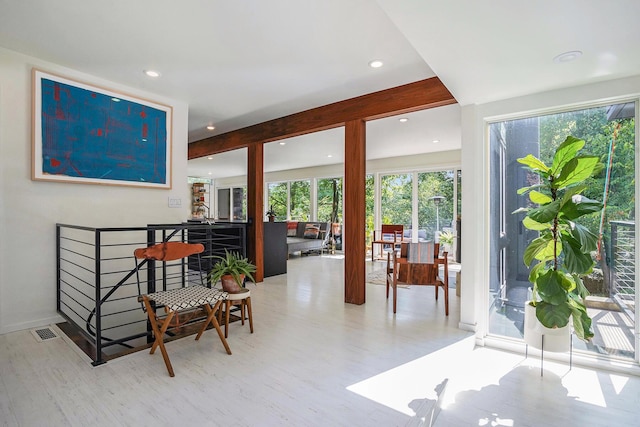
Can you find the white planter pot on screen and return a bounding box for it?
[523,301,571,353]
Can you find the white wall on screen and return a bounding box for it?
[460,74,640,342]
[215,150,461,187]
[0,47,190,334]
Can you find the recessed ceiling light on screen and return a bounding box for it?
[327,154,333,158]
[368,59,384,68]
[399,118,408,123]
[143,69,161,78]
[208,172,212,175]
[553,50,583,63]
[432,139,440,144]
[207,156,213,160]
[279,142,286,146]
[206,125,215,130]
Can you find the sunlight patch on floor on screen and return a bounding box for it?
[346,336,474,416]
[610,373,630,394]
[562,368,606,407]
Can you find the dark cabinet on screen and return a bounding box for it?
[263,222,287,277]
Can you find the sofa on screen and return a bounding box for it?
[286,221,331,256]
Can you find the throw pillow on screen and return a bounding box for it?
[303,223,320,239]
[287,221,298,237]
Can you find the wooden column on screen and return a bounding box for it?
[247,143,264,282]
[344,119,366,304]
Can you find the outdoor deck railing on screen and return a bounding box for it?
[610,220,635,318]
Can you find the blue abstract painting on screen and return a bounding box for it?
[34,70,171,188]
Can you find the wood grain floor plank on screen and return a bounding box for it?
[0,256,638,426]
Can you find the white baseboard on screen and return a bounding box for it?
[458,321,477,332]
[0,314,65,336]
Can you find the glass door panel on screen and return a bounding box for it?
[232,187,246,221]
[488,102,637,360]
[217,188,230,220]
[417,171,455,243]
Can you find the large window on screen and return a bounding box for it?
[381,173,412,231]
[289,180,310,221]
[267,182,288,221]
[365,174,374,251]
[267,180,310,221]
[488,101,637,360]
[317,178,342,223]
[377,171,458,246]
[317,177,343,249]
[417,171,455,241]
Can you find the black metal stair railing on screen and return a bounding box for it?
[56,222,246,366]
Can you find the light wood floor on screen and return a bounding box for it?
[1,255,639,426]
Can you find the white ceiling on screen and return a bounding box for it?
[1,0,639,178]
[191,104,462,179]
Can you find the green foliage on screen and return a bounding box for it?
[365,174,375,247]
[438,230,455,245]
[207,250,256,287]
[516,135,604,341]
[418,171,455,234]
[379,171,456,238]
[267,180,311,221]
[265,205,276,217]
[381,173,413,226]
[268,182,288,220]
[290,180,310,221]
[538,107,635,268]
[317,178,342,223]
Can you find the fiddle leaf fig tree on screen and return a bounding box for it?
[514,136,604,341]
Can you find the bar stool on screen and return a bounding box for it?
[218,288,253,338]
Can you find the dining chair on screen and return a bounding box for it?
[386,242,449,315]
[371,224,404,261]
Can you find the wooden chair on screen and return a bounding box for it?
[134,241,231,377]
[386,242,449,315]
[371,224,404,261]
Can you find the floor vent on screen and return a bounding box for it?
[31,327,59,342]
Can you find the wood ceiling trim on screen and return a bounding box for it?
[188,76,456,159]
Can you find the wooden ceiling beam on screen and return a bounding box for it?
[188,76,456,159]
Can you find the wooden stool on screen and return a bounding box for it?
[218,288,253,338]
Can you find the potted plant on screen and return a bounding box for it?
[438,230,455,256]
[207,250,256,293]
[514,135,603,348]
[266,205,276,222]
